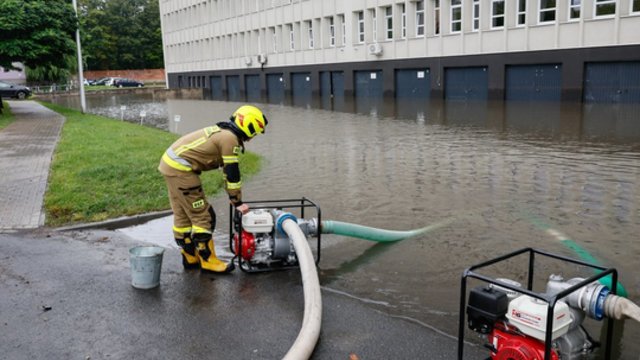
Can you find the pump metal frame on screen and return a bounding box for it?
[228,197,321,273]
[457,247,618,360]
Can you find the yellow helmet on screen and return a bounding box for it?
[232,105,268,138]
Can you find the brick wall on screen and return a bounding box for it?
[84,69,165,83]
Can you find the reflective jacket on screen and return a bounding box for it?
[158,125,244,205]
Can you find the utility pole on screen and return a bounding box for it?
[72,0,87,113]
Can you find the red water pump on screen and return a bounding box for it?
[229,198,321,272]
[458,248,640,360]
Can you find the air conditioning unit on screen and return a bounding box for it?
[245,57,252,66]
[257,53,268,65]
[368,43,383,56]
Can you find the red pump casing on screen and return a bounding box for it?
[490,326,559,360]
[233,230,256,260]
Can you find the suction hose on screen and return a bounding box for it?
[320,218,455,242]
[276,212,322,360]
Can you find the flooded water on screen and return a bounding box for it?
[50,93,640,359]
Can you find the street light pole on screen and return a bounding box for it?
[72,0,87,113]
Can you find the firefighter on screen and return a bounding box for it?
[158,105,268,273]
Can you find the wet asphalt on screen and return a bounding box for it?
[0,228,486,360]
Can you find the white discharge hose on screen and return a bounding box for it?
[281,217,322,360]
[604,295,640,323]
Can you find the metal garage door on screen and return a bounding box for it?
[267,73,286,104]
[210,76,223,100]
[291,72,312,108]
[245,75,261,103]
[355,70,383,115]
[584,62,640,103]
[226,75,241,102]
[506,64,562,101]
[445,67,488,101]
[395,69,430,99]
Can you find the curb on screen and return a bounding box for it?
[55,210,173,232]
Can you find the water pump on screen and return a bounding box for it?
[229,199,321,272]
[460,248,640,360]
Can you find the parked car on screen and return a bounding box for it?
[113,78,144,88]
[93,77,121,86]
[0,80,32,99]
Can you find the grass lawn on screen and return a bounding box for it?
[0,101,14,130]
[40,102,261,226]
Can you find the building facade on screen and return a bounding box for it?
[159,0,640,103]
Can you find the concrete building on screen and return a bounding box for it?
[159,0,640,103]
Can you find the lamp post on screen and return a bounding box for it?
[72,0,87,113]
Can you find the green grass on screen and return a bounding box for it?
[40,102,261,226]
[0,101,14,130]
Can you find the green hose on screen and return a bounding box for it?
[320,219,455,242]
[527,215,628,298]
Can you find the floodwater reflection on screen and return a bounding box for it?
[47,93,640,359]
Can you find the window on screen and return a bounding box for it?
[400,3,407,38]
[434,0,440,35]
[357,11,365,43]
[416,1,425,36]
[371,8,377,41]
[329,17,336,47]
[633,0,640,13]
[569,0,581,20]
[288,24,295,51]
[539,0,556,23]
[339,14,346,45]
[491,0,505,28]
[385,6,393,39]
[271,27,277,52]
[517,0,526,25]
[594,0,615,17]
[307,20,314,49]
[451,0,462,33]
[472,0,480,30]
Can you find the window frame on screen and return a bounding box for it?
[594,0,616,18]
[416,0,425,37]
[328,17,336,47]
[288,24,295,51]
[451,0,462,33]
[271,26,277,53]
[357,11,365,44]
[539,0,557,24]
[516,0,527,26]
[400,3,407,39]
[371,8,377,42]
[385,6,393,40]
[472,0,480,31]
[568,0,581,21]
[434,0,440,35]
[491,0,505,29]
[307,20,314,49]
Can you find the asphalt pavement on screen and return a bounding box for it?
[0,100,486,359]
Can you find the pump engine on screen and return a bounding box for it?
[467,276,616,360]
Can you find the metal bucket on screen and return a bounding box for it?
[129,246,165,289]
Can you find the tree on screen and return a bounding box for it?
[0,0,78,82]
[79,0,164,71]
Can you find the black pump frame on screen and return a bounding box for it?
[457,247,617,360]
[228,197,321,273]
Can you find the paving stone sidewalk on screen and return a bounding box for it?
[0,101,64,230]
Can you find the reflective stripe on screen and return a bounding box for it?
[175,137,206,156]
[222,155,239,164]
[173,226,192,234]
[204,126,221,137]
[227,181,242,190]
[162,152,192,172]
[166,148,191,167]
[192,225,211,234]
